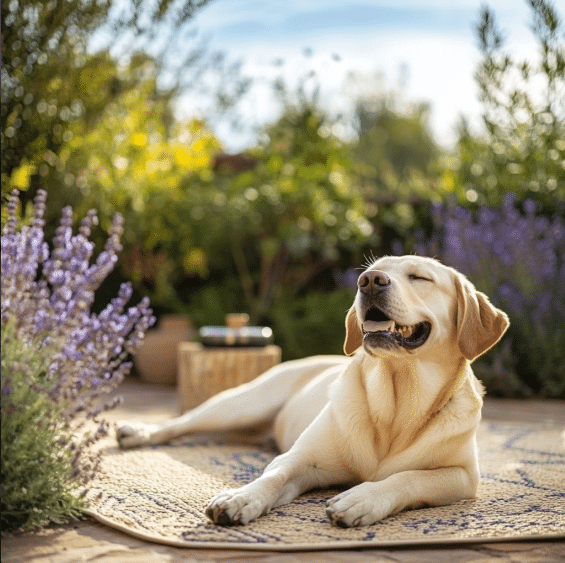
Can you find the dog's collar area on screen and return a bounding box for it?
[361,308,431,350]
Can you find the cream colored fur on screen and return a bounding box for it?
[117,256,509,528]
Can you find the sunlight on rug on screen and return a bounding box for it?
[84,422,565,550]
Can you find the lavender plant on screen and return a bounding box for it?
[420,195,565,397]
[1,189,155,530]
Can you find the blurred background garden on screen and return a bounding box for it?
[2,0,564,399]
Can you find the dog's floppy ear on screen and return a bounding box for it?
[344,305,363,356]
[454,275,509,362]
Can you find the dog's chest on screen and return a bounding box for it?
[329,360,452,481]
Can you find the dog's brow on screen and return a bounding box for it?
[403,262,428,273]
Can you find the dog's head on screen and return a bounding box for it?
[344,256,509,362]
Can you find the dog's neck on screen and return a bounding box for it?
[359,352,469,450]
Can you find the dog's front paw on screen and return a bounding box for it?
[205,488,266,526]
[116,421,156,448]
[326,483,394,527]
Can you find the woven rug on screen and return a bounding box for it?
[84,421,565,550]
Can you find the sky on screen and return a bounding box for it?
[174,0,538,151]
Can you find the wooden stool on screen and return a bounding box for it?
[177,342,282,412]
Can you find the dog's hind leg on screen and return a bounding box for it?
[117,355,347,448]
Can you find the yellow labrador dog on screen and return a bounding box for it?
[117,255,509,528]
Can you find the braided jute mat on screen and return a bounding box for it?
[84,422,565,550]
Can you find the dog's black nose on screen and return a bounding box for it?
[358,270,391,294]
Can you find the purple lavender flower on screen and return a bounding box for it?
[1,189,156,483]
[422,194,565,396]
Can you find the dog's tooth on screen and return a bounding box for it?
[363,320,392,333]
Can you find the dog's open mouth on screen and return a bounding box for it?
[362,307,431,351]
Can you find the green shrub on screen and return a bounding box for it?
[267,289,356,361]
[1,321,87,530]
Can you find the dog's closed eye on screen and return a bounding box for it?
[408,274,433,282]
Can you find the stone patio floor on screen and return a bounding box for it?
[2,378,564,563]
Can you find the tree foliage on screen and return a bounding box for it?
[1,0,213,211]
[352,98,439,186]
[452,0,565,207]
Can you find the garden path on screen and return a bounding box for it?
[2,378,564,563]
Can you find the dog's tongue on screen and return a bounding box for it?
[363,320,393,333]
